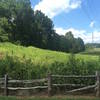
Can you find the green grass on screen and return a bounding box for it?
[0,96,100,100]
[0,42,68,65]
[81,48,100,56]
[0,42,99,64]
[0,42,100,79]
[0,43,100,98]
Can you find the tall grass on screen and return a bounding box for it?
[0,42,100,82]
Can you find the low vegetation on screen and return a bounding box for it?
[81,48,100,55]
[0,0,100,98]
[0,96,100,100]
[0,42,100,81]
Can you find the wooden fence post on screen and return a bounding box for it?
[48,73,52,96]
[4,74,8,96]
[96,71,100,97]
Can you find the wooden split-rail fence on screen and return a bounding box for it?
[0,71,100,97]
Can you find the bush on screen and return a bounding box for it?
[0,54,100,85]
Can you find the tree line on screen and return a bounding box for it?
[0,0,85,53]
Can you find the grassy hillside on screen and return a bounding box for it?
[0,42,100,79]
[0,42,69,65]
[0,42,98,63]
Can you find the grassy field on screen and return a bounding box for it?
[81,48,100,56]
[0,96,100,100]
[0,42,69,65]
[0,43,100,98]
[0,42,99,63]
[0,42,100,79]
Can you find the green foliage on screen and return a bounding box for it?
[0,96,99,100]
[0,43,99,86]
[81,48,100,55]
[0,0,85,53]
[85,43,100,48]
[65,32,85,53]
[0,17,10,42]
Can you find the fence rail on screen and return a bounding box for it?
[52,83,86,87]
[0,78,4,80]
[8,78,47,83]
[52,75,96,78]
[1,86,48,90]
[0,71,100,97]
[67,84,96,93]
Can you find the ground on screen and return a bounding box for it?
[0,95,100,100]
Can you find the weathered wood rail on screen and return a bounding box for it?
[0,71,100,97]
[51,74,96,79]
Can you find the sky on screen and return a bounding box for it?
[31,0,100,43]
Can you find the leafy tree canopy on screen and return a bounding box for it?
[0,0,85,53]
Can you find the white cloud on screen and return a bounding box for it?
[55,27,67,35]
[55,27,100,43]
[34,0,82,18]
[91,31,100,43]
[90,21,95,28]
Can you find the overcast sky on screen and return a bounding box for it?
[31,0,100,43]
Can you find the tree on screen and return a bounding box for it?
[65,31,74,40]
[0,17,11,42]
[77,37,85,52]
[13,5,34,45]
[0,0,32,43]
[34,10,55,49]
[65,31,75,52]
[65,31,85,53]
[59,35,70,52]
[0,0,85,53]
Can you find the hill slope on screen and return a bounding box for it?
[0,42,99,79]
[0,42,98,62]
